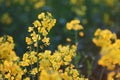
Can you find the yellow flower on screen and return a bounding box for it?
[28,26,34,32]
[79,31,84,37]
[39,70,50,80]
[22,53,29,61]
[24,77,30,80]
[71,19,80,24]
[73,24,83,30]
[66,23,72,30]
[26,37,32,45]
[66,37,71,42]
[33,20,41,27]
[7,36,13,43]
[64,55,72,62]
[0,74,3,79]
[66,19,83,31]
[42,37,50,46]
[107,71,115,80]
[50,71,62,80]
[31,32,38,42]
[40,27,48,36]
[29,51,37,64]
[38,12,45,19]
[34,0,45,9]
[31,68,38,75]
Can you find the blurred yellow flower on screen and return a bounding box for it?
[1,13,12,25]
[66,37,71,42]
[34,0,45,9]
[66,19,83,31]
[79,31,84,37]
[93,28,120,79]
[24,77,30,80]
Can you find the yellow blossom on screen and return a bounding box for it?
[31,68,38,75]
[66,19,83,31]
[40,27,48,36]
[64,55,72,62]
[34,0,45,9]
[42,37,50,46]
[39,70,50,80]
[26,37,32,45]
[93,28,120,79]
[38,12,45,19]
[66,37,71,42]
[107,71,115,80]
[28,26,34,32]
[79,31,84,37]
[33,20,41,27]
[24,77,30,80]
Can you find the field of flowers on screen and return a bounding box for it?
[0,0,120,80]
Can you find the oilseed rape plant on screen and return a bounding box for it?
[0,35,24,79]
[0,12,88,80]
[1,0,120,80]
[66,19,84,45]
[93,28,120,80]
[3,11,120,80]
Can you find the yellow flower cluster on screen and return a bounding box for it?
[93,28,116,49]
[0,35,24,80]
[26,12,56,47]
[38,45,87,80]
[70,0,87,16]
[0,0,45,9]
[34,0,45,9]
[20,44,87,80]
[66,19,84,45]
[0,12,88,80]
[66,19,83,31]
[20,51,37,66]
[0,35,18,61]
[39,45,76,71]
[23,12,87,80]
[93,28,120,79]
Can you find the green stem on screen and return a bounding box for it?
[2,73,5,80]
[74,30,78,45]
[36,40,39,80]
[99,67,105,80]
[30,64,34,80]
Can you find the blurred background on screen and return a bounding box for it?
[0,0,120,79]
